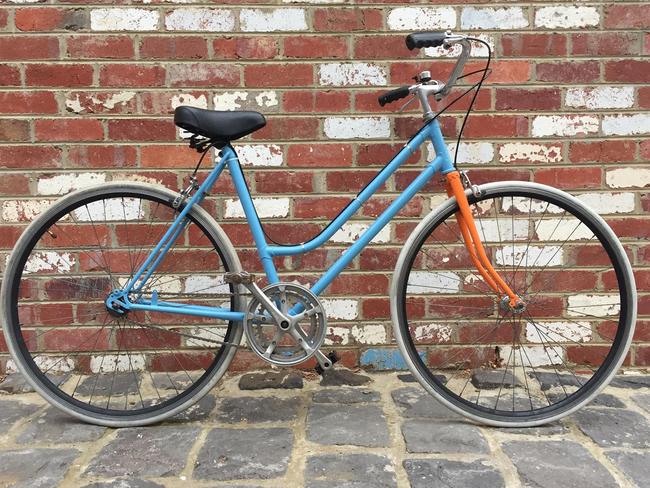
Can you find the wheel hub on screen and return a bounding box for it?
[244,283,327,367]
[105,290,129,317]
[500,295,527,314]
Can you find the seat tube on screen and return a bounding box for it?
[225,146,280,284]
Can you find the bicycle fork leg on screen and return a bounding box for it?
[445,171,523,309]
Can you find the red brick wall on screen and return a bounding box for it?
[0,1,648,369]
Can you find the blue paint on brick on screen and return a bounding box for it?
[360,348,425,371]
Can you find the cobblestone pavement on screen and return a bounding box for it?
[0,369,649,488]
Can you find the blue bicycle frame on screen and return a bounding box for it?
[119,118,456,322]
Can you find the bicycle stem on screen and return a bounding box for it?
[445,171,522,308]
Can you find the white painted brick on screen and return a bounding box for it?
[414,323,452,343]
[237,144,283,167]
[532,115,599,138]
[424,35,494,58]
[184,275,229,295]
[535,219,594,241]
[90,8,159,31]
[324,117,390,139]
[526,321,592,344]
[282,0,339,3]
[535,6,599,29]
[240,8,307,32]
[602,114,650,136]
[430,194,448,210]
[214,91,249,111]
[495,245,563,267]
[214,91,279,111]
[387,7,456,31]
[407,271,460,294]
[501,345,563,367]
[461,7,528,30]
[476,219,529,242]
[319,63,387,87]
[2,199,53,222]
[165,8,235,31]
[566,87,634,110]
[606,168,650,189]
[568,294,620,317]
[34,357,75,373]
[351,324,387,345]
[90,354,146,373]
[24,251,75,274]
[577,192,635,214]
[321,298,358,320]
[502,197,564,215]
[73,198,143,222]
[171,94,208,110]
[254,91,279,108]
[65,92,137,114]
[224,197,289,218]
[446,142,494,165]
[37,173,106,196]
[331,222,390,244]
[498,143,562,164]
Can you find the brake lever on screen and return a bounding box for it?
[398,95,417,113]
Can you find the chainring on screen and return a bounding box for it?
[243,282,327,366]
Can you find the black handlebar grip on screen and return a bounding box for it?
[405,31,447,50]
[378,86,410,107]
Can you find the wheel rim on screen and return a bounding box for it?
[399,187,631,420]
[6,190,238,418]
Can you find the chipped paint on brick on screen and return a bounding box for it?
[387,7,456,31]
[37,172,106,196]
[331,222,390,244]
[498,143,562,164]
[532,115,599,137]
[319,63,387,87]
[237,144,283,167]
[240,8,307,32]
[535,6,599,29]
[566,87,634,110]
[224,197,290,218]
[90,8,159,31]
[165,8,235,32]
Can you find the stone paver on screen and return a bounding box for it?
[402,420,489,453]
[194,427,293,480]
[319,368,371,386]
[0,399,41,434]
[574,408,650,448]
[306,403,389,447]
[2,371,650,487]
[85,426,200,477]
[75,373,141,396]
[610,375,650,389]
[471,369,521,389]
[81,480,165,488]
[306,453,396,488]
[0,373,69,394]
[16,407,106,444]
[605,451,650,488]
[403,459,504,488]
[391,387,460,419]
[502,440,616,488]
[312,387,380,404]
[217,396,301,423]
[239,371,303,390]
[631,393,650,413]
[0,448,80,488]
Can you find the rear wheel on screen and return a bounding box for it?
[1,183,243,426]
[393,182,636,426]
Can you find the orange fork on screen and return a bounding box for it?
[445,171,522,309]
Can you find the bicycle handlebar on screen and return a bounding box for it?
[378,31,472,107]
[378,85,411,107]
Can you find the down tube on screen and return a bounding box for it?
[310,156,447,296]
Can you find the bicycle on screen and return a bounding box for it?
[1,31,636,427]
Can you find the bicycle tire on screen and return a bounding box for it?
[392,181,636,427]
[1,182,244,427]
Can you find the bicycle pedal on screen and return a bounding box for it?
[223,271,255,285]
[327,351,340,365]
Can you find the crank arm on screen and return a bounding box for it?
[224,272,290,326]
[286,326,332,370]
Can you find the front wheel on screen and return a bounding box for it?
[1,182,244,427]
[392,181,636,427]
